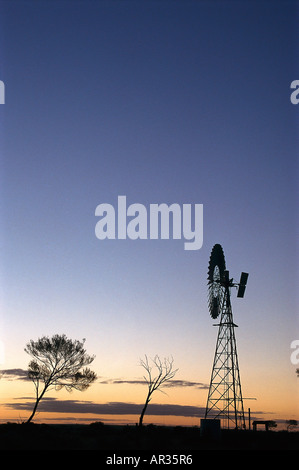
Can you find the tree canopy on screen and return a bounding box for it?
[24,334,97,423]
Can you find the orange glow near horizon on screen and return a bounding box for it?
[0,367,298,431]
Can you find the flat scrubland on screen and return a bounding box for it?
[0,422,298,451]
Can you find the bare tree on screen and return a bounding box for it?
[138,355,178,427]
[24,334,97,423]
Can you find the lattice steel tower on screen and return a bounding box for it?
[205,244,248,429]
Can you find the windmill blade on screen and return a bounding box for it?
[237,272,249,297]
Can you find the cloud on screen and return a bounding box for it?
[0,369,29,380]
[1,370,208,390]
[5,397,206,418]
[99,378,208,389]
[164,380,209,390]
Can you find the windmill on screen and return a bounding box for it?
[204,244,248,429]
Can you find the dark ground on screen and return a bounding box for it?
[0,422,298,451]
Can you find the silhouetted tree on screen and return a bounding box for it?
[286,419,298,431]
[24,334,97,423]
[138,355,178,427]
[296,368,299,377]
[268,420,277,430]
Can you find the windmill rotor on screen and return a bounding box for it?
[207,244,226,319]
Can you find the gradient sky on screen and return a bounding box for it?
[0,0,298,428]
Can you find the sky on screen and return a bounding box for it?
[0,0,298,429]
